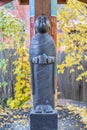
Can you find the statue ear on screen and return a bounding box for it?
[34,21,38,33]
[49,24,51,30]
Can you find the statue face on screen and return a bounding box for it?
[35,15,50,33]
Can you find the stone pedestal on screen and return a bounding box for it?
[30,109,58,130]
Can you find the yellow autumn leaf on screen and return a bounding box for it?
[70,68,75,73]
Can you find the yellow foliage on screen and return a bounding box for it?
[65,55,76,67]
[77,65,83,70]
[76,71,87,81]
[7,43,31,109]
[57,0,87,81]
[70,68,75,73]
[67,104,87,127]
[57,63,65,74]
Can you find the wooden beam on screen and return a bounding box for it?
[17,0,29,5]
[57,0,67,4]
[0,0,12,6]
[35,0,50,19]
[30,0,57,43]
[78,0,87,3]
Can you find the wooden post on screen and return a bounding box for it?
[17,0,29,5]
[30,0,57,44]
[57,0,67,4]
[0,0,12,6]
[78,0,87,3]
[51,0,57,44]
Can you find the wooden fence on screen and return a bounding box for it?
[0,50,87,106]
[58,52,87,102]
[0,49,16,106]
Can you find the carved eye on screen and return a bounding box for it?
[39,20,41,23]
[38,17,41,23]
[43,18,46,23]
[38,17,41,20]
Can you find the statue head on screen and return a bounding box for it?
[34,15,50,33]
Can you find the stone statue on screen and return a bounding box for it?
[29,15,57,130]
[29,15,56,110]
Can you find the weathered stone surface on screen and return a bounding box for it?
[30,109,58,130]
[29,16,56,109]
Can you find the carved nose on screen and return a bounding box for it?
[40,22,45,28]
